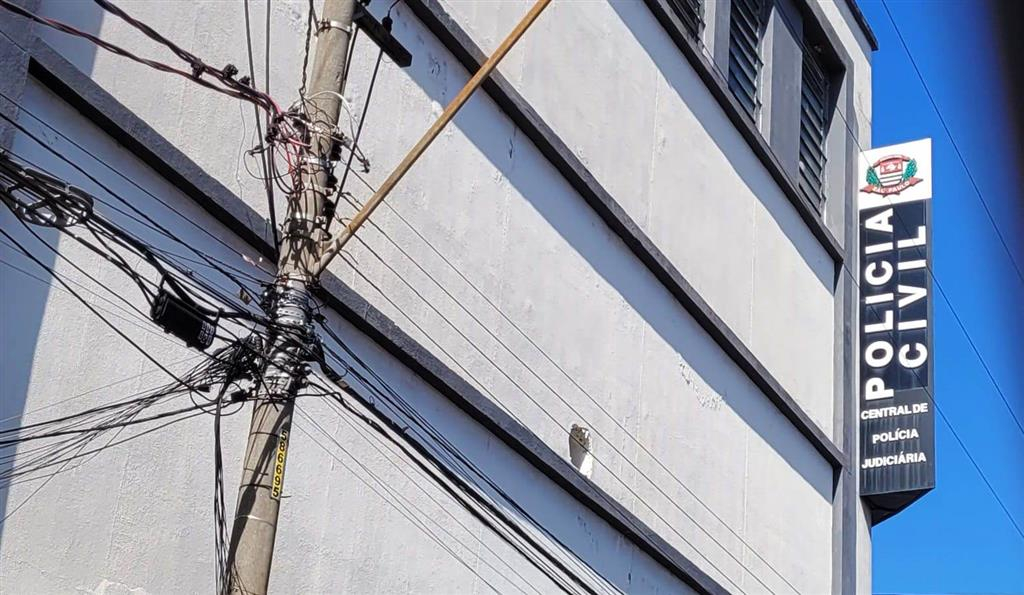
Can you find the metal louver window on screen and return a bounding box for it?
[799,47,829,209]
[666,0,704,41]
[728,0,766,120]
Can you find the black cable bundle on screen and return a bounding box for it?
[151,284,218,350]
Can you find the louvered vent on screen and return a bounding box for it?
[728,0,766,120]
[799,47,829,209]
[666,0,704,41]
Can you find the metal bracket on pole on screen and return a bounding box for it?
[353,5,413,68]
[318,19,352,34]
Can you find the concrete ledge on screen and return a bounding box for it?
[22,38,727,595]
[26,45,275,261]
[402,0,844,471]
[841,0,879,51]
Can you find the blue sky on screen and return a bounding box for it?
[859,1,1024,593]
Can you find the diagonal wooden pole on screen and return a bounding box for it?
[313,0,552,276]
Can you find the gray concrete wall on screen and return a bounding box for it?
[1,0,876,592]
[0,79,695,594]
[438,0,836,437]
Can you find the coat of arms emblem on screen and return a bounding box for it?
[862,155,922,196]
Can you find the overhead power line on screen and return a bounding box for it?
[297,393,552,595]
[0,0,280,117]
[679,3,1024,538]
[4,0,1018,590]
[0,96,274,292]
[242,0,279,254]
[292,411,519,595]
[312,342,616,594]
[880,0,1024,287]
[316,320,774,594]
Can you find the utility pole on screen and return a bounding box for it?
[226,0,356,592]
[226,0,547,591]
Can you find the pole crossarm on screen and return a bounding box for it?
[312,0,552,277]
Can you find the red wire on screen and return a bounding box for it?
[0,0,282,119]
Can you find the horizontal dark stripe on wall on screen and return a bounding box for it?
[22,39,727,594]
[403,0,844,470]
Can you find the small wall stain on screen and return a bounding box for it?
[679,360,723,410]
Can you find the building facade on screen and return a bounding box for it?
[0,0,878,593]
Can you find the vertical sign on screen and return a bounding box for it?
[857,138,935,523]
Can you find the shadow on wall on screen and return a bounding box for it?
[386,2,833,508]
[0,0,102,545]
[607,0,835,294]
[0,211,58,537]
[34,0,104,77]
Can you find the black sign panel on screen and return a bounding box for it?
[858,140,935,523]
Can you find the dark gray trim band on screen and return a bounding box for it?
[842,0,879,52]
[25,55,274,259]
[402,0,843,471]
[22,39,727,595]
[832,67,862,595]
[0,0,39,150]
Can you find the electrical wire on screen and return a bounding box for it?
[296,402,560,594]
[761,0,1024,444]
[0,356,230,485]
[870,0,1024,441]
[0,145,296,387]
[242,0,279,255]
[299,390,550,595]
[307,395,603,595]
[299,0,315,100]
[4,1,1015,585]
[324,213,786,592]
[729,2,1024,537]
[0,99,275,297]
[0,251,180,345]
[306,350,614,594]
[753,4,1024,540]
[292,411,514,595]
[0,335,260,506]
[0,149,294,405]
[879,0,1024,287]
[0,0,278,116]
[365,3,1024,553]
[0,226,198,389]
[314,328,674,594]
[0,0,313,195]
[328,45,384,234]
[0,150,265,338]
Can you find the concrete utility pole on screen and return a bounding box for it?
[226,0,356,592]
[225,0,548,590]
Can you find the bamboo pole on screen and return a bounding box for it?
[313,0,552,276]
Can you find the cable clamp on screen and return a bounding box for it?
[318,19,352,35]
[298,155,331,171]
